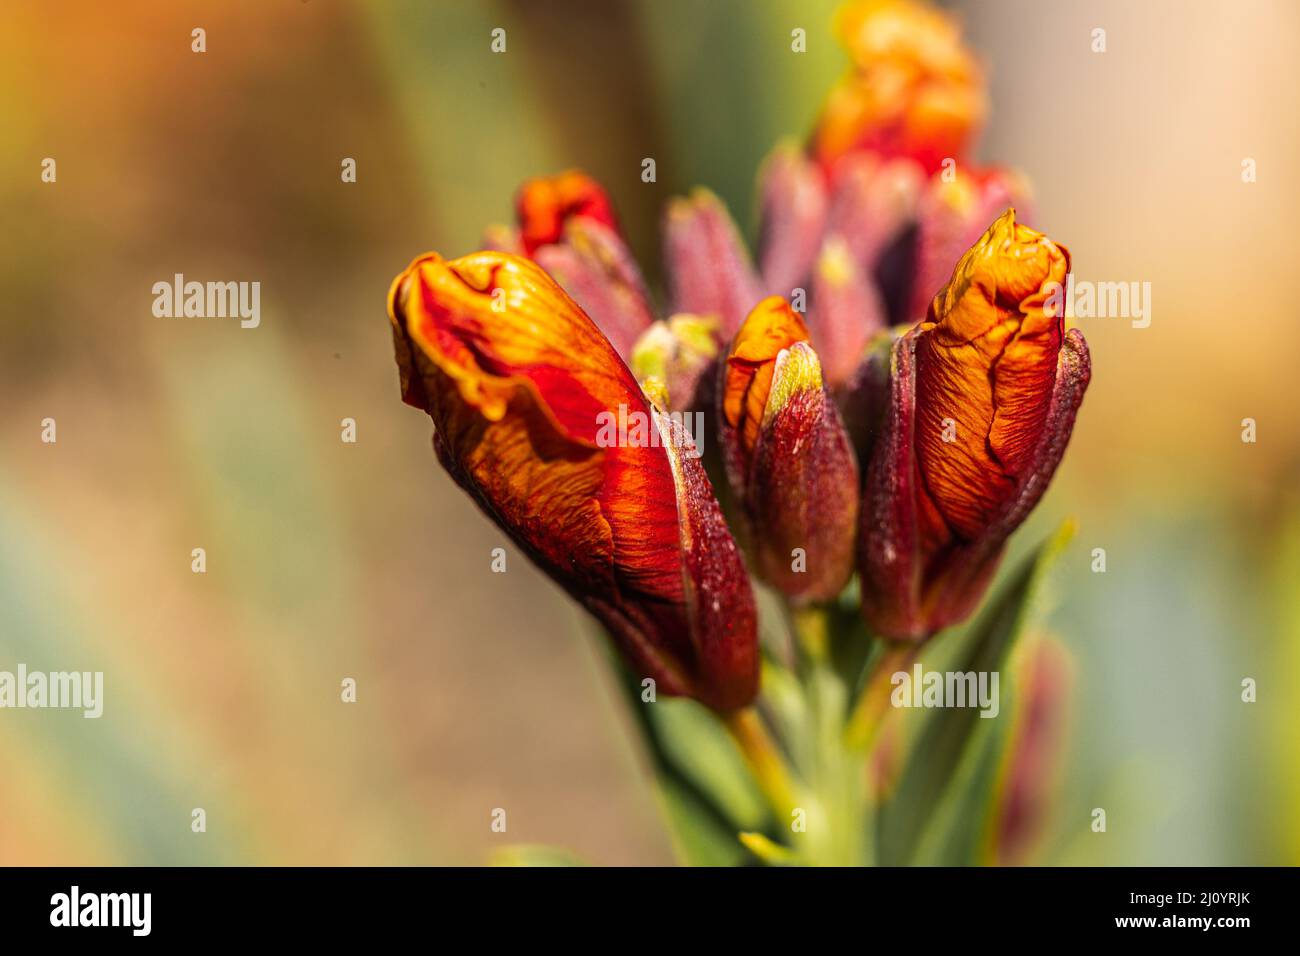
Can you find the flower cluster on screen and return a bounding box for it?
[387,0,1090,716]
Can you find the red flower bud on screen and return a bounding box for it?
[721,297,860,601]
[389,250,758,710]
[809,237,888,391]
[757,142,830,297]
[860,210,1090,639]
[515,169,618,256]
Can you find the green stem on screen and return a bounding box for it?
[791,604,830,662]
[843,645,918,752]
[724,707,798,826]
[792,604,872,866]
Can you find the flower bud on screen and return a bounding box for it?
[859,210,1090,639]
[630,313,721,413]
[515,169,618,255]
[721,297,859,601]
[811,0,987,175]
[389,250,758,710]
[808,237,888,391]
[757,141,830,297]
[664,189,763,340]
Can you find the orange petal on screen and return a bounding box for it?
[913,210,1069,552]
[860,215,1088,640]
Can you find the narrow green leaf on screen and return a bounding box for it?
[648,698,768,831]
[602,644,768,866]
[656,777,750,867]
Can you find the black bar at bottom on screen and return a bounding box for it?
[0,866,1288,941]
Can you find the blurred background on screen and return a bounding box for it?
[1,0,1296,865]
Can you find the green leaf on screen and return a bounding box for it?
[877,521,1075,865]
[603,646,769,866]
[757,657,813,776]
[648,698,768,832]
[656,776,750,867]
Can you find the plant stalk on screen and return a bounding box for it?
[724,707,798,826]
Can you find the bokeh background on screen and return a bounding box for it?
[1,0,1297,865]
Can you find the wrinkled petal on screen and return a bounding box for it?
[811,0,987,174]
[389,250,757,709]
[860,211,1090,638]
[914,208,1067,542]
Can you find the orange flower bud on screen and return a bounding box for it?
[860,210,1090,639]
[515,169,618,256]
[811,0,987,175]
[389,250,758,711]
[722,297,859,601]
